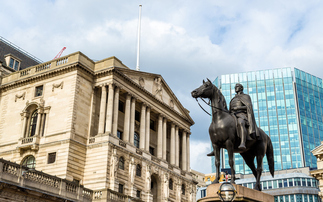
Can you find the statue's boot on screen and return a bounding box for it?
[238,144,246,150]
[207,151,215,156]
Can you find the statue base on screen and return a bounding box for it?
[198,183,274,202]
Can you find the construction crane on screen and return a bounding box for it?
[53,47,66,60]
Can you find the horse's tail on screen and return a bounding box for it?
[266,137,275,178]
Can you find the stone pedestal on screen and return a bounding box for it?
[198,183,274,202]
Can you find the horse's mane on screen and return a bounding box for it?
[214,85,228,111]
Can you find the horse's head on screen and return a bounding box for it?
[191,78,215,99]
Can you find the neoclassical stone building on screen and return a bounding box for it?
[0,51,196,201]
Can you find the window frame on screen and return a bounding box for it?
[47,152,57,164]
[118,157,125,170]
[28,110,38,137]
[35,85,44,97]
[134,132,140,148]
[22,155,36,169]
[136,164,141,177]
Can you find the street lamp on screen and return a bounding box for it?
[217,182,237,202]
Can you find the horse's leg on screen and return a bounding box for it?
[254,153,264,191]
[212,144,221,184]
[240,152,257,179]
[226,141,235,184]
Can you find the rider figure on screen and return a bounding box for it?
[230,83,259,149]
[207,83,259,155]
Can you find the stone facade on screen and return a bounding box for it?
[0,51,196,201]
[310,141,323,199]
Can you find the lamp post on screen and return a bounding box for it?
[217,182,237,202]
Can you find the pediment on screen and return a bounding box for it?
[115,68,193,124]
[312,142,323,156]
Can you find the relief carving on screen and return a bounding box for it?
[139,77,145,88]
[15,92,26,102]
[52,81,64,92]
[153,77,163,101]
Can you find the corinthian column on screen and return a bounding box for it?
[98,85,107,134]
[129,97,136,144]
[140,103,146,149]
[105,84,114,134]
[123,94,131,142]
[182,131,187,171]
[145,107,150,152]
[21,112,28,138]
[157,115,163,158]
[162,117,167,161]
[175,126,179,167]
[34,110,42,137]
[187,133,190,171]
[112,87,120,136]
[170,123,175,165]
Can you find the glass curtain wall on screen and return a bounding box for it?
[213,68,303,174]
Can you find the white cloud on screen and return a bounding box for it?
[189,140,212,174]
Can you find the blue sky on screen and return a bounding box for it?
[2,0,323,174]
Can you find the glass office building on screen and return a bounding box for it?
[212,67,323,174]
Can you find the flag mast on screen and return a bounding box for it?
[136,5,142,71]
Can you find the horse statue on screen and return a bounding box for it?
[191,78,274,191]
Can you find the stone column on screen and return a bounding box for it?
[112,86,120,136]
[145,107,150,152]
[175,126,179,167]
[140,103,146,149]
[187,133,190,171]
[21,112,28,138]
[98,85,107,134]
[157,115,163,158]
[123,94,131,142]
[170,123,175,165]
[129,97,136,144]
[39,112,46,136]
[162,118,167,161]
[182,131,187,171]
[34,110,42,137]
[105,84,114,134]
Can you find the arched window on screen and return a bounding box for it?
[134,132,140,148]
[136,164,141,177]
[118,157,124,170]
[28,110,38,137]
[182,184,185,195]
[22,155,36,169]
[169,178,173,190]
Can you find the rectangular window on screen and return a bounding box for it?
[47,152,56,164]
[9,58,14,68]
[119,101,124,112]
[149,147,155,156]
[14,61,19,70]
[136,190,141,198]
[118,184,124,194]
[135,110,140,122]
[117,130,123,140]
[150,120,156,131]
[35,85,43,97]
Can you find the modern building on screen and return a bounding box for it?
[0,39,197,201]
[212,67,323,174]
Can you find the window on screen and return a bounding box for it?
[135,110,140,122]
[134,132,140,148]
[169,179,173,190]
[118,157,124,170]
[22,155,36,169]
[136,190,141,198]
[35,85,43,97]
[182,184,185,195]
[119,101,124,112]
[150,119,156,131]
[28,110,38,137]
[117,130,123,139]
[5,55,21,70]
[149,147,154,156]
[47,152,56,164]
[136,164,141,177]
[118,184,124,194]
[9,58,14,68]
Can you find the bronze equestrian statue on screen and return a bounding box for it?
[191,79,274,191]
